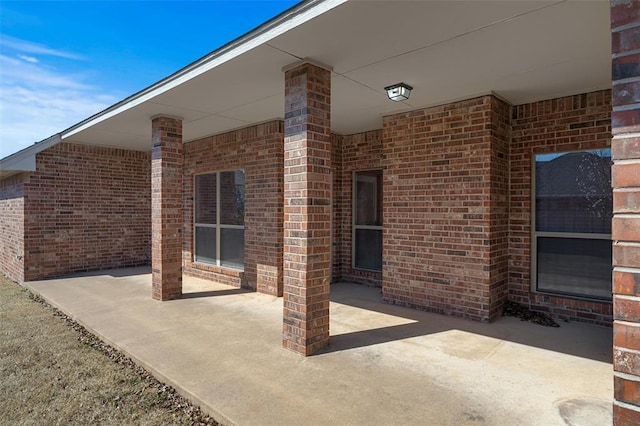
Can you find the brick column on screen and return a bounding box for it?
[282,60,332,355]
[151,116,183,301]
[611,1,640,423]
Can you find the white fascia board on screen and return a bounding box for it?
[0,134,62,173]
[63,0,348,140]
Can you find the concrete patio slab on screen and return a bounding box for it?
[25,267,613,425]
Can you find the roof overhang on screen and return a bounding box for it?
[1,0,612,175]
[0,134,61,179]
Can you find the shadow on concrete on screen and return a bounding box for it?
[42,267,252,301]
[47,265,152,280]
[323,282,612,363]
[37,267,611,364]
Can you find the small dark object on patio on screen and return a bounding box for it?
[502,301,560,328]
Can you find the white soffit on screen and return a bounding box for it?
[337,0,611,110]
[65,45,296,150]
[331,74,406,134]
[268,0,560,75]
[61,0,611,152]
[150,45,293,114]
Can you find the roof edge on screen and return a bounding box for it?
[62,0,347,141]
[0,134,62,177]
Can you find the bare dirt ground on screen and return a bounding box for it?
[0,275,218,425]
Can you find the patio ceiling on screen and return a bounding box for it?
[63,0,611,152]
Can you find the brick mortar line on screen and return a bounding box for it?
[614,266,640,273]
[612,20,640,33]
[615,294,640,302]
[614,371,640,381]
[613,399,640,411]
[613,131,640,139]
[613,48,640,59]
[613,76,640,86]
[613,242,640,247]
[615,319,640,327]
[615,345,640,356]
[613,159,640,165]
[613,103,640,112]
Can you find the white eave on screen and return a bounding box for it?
[0,134,61,179]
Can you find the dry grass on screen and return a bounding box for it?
[0,275,215,425]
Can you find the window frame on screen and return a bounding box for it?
[193,169,245,271]
[530,148,612,301]
[352,169,383,272]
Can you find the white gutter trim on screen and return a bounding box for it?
[0,134,62,173]
[62,0,347,140]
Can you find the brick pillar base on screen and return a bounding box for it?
[151,116,183,301]
[611,1,640,422]
[282,60,332,356]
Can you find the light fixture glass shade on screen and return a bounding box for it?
[384,83,412,101]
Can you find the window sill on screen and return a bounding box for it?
[191,261,244,277]
[352,266,383,274]
[531,289,612,304]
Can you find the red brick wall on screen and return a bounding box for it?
[510,90,613,325]
[382,95,510,321]
[151,116,183,301]
[611,1,640,422]
[488,97,512,319]
[331,133,343,283]
[183,121,284,295]
[23,142,151,281]
[333,130,384,286]
[0,173,26,283]
[282,61,332,355]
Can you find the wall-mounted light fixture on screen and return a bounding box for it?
[384,83,413,102]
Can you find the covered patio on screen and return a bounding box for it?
[2,1,639,421]
[26,268,613,425]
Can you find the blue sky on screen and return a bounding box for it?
[0,0,299,159]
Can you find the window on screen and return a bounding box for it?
[353,170,383,271]
[194,170,245,269]
[533,149,612,300]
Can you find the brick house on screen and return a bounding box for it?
[1,0,639,420]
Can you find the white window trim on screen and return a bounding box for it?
[352,169,383,272]
[194,170,245,271]
[530,148,612,301]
